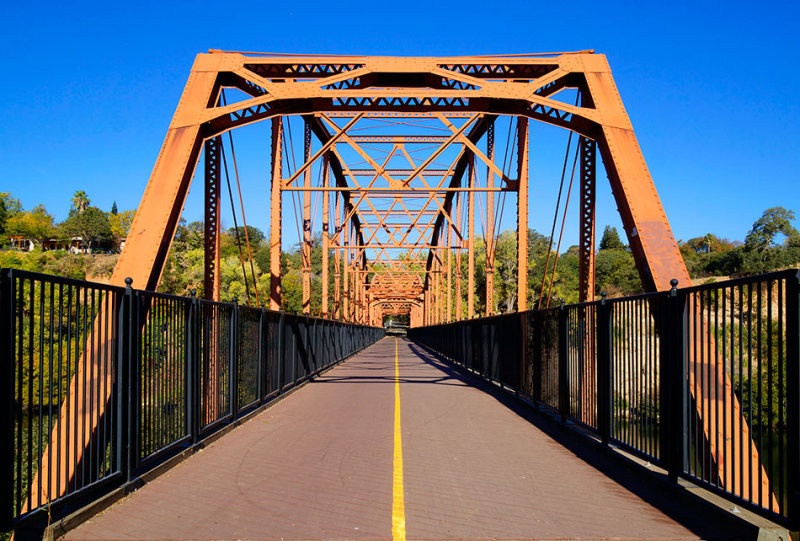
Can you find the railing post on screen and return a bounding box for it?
[1,269,15,530]
[277,312,285,393]
[187,291,199,445]
[660,279,687,482]
[304,315,311,377]
[558,301,569,423]
[125,278,140,480]
[257,306,265,403]
[597,292,613,446]
[115,279,129,483]
[786,270,800,529]
[291,317,298,384]
[532,312,542,404]
[230,299,239,422]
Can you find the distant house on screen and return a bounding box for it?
[8,235,34,251]
[5,236,116,254]
[42,238,73,251]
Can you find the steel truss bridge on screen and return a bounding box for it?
[2,51,799,540]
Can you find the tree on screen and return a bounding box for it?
[71,190,90,214]
[595,249,641,297]
[254,245,271,275]
[5,205,57,247]
[680,234,740,277]
[110,201,118,215]
[61,206,112,253]
[173,220,204,252]
[741,207,800,273]
[108,209,135,250]
[0,192,23,242]
[228,225,266,248]
[599,225,625,251]
[493,230,518,313]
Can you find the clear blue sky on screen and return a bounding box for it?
[1,0,798,249]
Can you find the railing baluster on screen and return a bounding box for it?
[0,269,14,530]
[786,270,800,529]
[597,293,612,446]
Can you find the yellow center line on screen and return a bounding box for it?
[392,338,406,540]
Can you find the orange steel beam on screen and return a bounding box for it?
[203,136,222,301]
[333,194,341,318]
[467,158,475,318]
[302,121,312,314]
[446,227,452,322]
[485,121,495,316]
[578,136,597,303]
[455,192,463,319]
[282,187,505,192]
[517,118,529,312]
[343,220,350,320]
[269,118,283,310]
[321,154,330,317]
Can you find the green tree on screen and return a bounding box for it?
[254,245,271,275]
[5,205,57,247]
[595,248,641,297]
[108,210,135,250]
[493,231,518,313]
[0,192,23,245]
[228,225,266,248]
[741,207,799,273]
[71,190,90,214]
[61,206,112,252]
[110,201,118,215]
[173,220,204,252]
[599,225,625,251]
[680,234,741,277]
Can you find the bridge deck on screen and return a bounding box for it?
[64,338,741,540]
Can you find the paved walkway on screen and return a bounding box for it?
[65,338,744,540]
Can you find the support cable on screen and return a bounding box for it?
[220,140,252,305]
[221,90,260,305]
[491,117,517,257]
[537,92,581,309]
[545,137,580,308]
[282,117,304,255]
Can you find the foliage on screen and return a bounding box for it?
[61,206,113,252]
[108,209,135,248]
[2,188,797,319]
[599,225,625,251]
[0,192,23,243]
[727,317,787,430]
[679,207,800,277]
[492,230,519,313]
[740,207,800,274]
[595,249,641,297]
[229,225,266,247]
[5,204,58,246]
[71,190,90,214]
[0,250,120,281]
[173,220,204,252]
[254,245,271,274]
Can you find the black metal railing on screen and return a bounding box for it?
[410,269,800,528]
[0,268,383,535]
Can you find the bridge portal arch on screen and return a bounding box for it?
[110,51,689,314]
